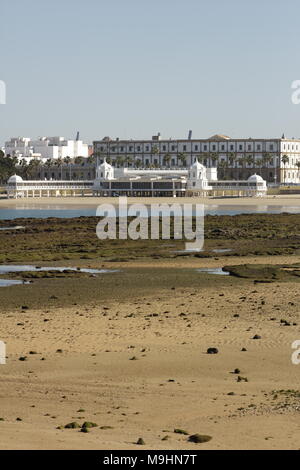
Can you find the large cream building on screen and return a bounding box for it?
[93,133,300,184]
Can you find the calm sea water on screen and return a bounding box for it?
[0,204,299,220]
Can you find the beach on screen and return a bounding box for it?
[1,194,300,208]
[0,256,299,449]
[0,213,299,449]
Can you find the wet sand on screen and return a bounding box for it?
[0,214,299,449]
[0,257,299,449]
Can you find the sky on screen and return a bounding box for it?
[1,0,300,145]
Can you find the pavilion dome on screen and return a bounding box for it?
[8,174,23,183]
[247,173,264,182]
[99,158,113,169]
[190,158,205,170]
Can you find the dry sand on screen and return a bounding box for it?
[0,194,300,208]
[0,254,299,449]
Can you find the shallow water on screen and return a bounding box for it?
[0,204,300,220]
[0,279,30,287]
[0,265,119,287]
[0,226,25,230]
[0,265,117,274]
[212,248,232,253]
[196,267,230,275]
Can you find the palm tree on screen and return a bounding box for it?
[198,153,207,166]
[210,153,218,168]
[296,160,300,180]
[151,145,160,166]
[18,158,29,179]
[227,152,236,168]
[177,152,186,167]
[135,158,142,168]
[218,160,227,179]
[63,156,72,180]
[116,155,125,168]
[163,153,171,167]
[281,154,289,184]
[256,158,263,176]
[246,155,255,168]
[55,158,64,179]
[124,155,133,167]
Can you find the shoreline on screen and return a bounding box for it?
[0,194,300,209]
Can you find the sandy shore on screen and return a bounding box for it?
[0,194,300,209]
[0,213,299,449]
[0,254,299,449]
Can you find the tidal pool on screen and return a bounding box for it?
[196,267,230,275]
[0,265,119,287]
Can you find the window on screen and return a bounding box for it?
[183,145,187,151]
[162,145,166,151]
[171,145,175,151]
[204,145,207,151]
[212,145,216,151]
[230,144,234,150]
[239,145,243,151]
[194,145,198,151]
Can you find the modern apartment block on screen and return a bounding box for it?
[93,133,300,184]
[5,135,90,161]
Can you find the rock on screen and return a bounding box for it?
[207,348,218,354]
[252,335,261,340]
[188,434,212,443]
[82,421,98,429]
[237,376,248,383]
[174,428,189,435]
[136,438,145,445]
[64,422,80,429]
[80,427,89,433]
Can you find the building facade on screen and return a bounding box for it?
[92,159,267,197]
[6,160,267,199]
[5,136,89,161]
[93,134,300,184]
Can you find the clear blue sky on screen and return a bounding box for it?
[1,0,300,145]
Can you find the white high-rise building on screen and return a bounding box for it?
[5,135,89,161]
